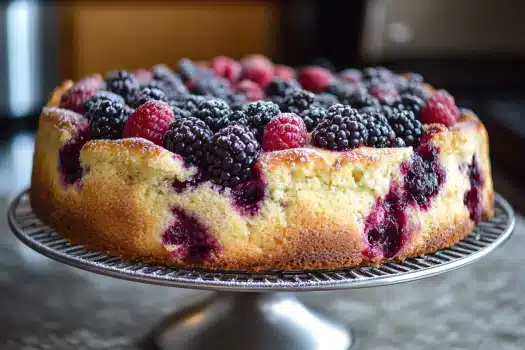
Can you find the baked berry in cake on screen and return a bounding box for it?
[30,55,494,271]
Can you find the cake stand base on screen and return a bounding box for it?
[145,292,352,350]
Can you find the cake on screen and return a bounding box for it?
[30,56,494,271]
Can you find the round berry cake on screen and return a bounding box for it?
[30,56,493,271]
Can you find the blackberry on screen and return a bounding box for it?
[229,110,248,125]
[163,117,213,166]
[206,124,260,187]
[243,101,281,141]
[177,58,212,82]
[399,82,429,101]
[312,105,367,150]
[360,111,395,148]
[226,93,247,111]
[300,107,327,132]
[339,87,380,110]
[404,72,424,84]
[171,95,210,114]
[395,94,425,117]
[89,99,129,140]
[392,138,406,147]
[105,70,140,104]
[265,78,300,98]
[129,87,168,108]
[168,102,191,120]
[193,98,231,132]
[388,110,423,147]
[380,105,402,120]
[362,66,392,82]
[152,64,188,100]
[191,76,232,99]
[83,91,125,118]
[281,89,316,114]
[315,93,339,109]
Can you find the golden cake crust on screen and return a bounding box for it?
[30,84,494,271]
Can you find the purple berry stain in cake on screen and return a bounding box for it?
[58,126,90,186]
[363,186,409,258]
[172,171,206,193]
[229,167,266,216]
[463,155,484,222]
[163,208,221,263]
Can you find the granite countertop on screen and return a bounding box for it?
[1,134,524,350]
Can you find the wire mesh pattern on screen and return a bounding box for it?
[8,190,514,291]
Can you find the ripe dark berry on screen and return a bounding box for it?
[163,117,213,166]
[300,107,327,132]
[399,82,429,101]
[206,124,260,187]
[339,86,380,110]
[395,94,425,117]
[129,87,168,108]
[369,86,400,105]
[315,93,339,109]
[123,100,174,145]
[243,101,281,141]
[152,64,189,100]
[169,102,192,119]
[263,113,307,151]
[178,58,202,82]
[191,76,232,99]
[89,99,129,140]
[226,93,248,111]
[193,98,231,132]
[312,105,368,150]
[171,95,210,114]
[83,91,125,118]
[60,75,102,113]
[360,111,395,148]
[105,70,140,104]
[265,78,300,98]
[211,56,242,83]
[281,89,316,114]
[339,69,362,83]
[388,110,423,147]
[362,67,393,82]
[299,66,334,93]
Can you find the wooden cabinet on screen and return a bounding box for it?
[58,2,279,79]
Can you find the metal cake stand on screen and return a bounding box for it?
[8,190,515,350]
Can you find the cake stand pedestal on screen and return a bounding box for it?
[8,190,515,350]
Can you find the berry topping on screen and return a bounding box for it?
[171,95,210,114]
[399,82,429,101]
[235,79,264,102]
[123,100,174,145]
[191,76,232,99]
[388,110,423,147]
[226,93,248,110]
[243,101,281,141]
[206,124,260,187]
[211,56,242,83]
[312,105,367,150]
[430,90,456,112]
[281,89,316,114]
[420,90,458,127]
[265,78,300,98]
[129,87,168,108]
[89,99,129,140]
[241,55,274,88]
[262,113,307,151]
[163,117,213,166]
[369,86,400,105]
[315,93,339,109]
[193,98,231,132]
[59,76,102,113]
[396,94,425,117]
[105,70,140,104]
[177,58,204,82]
[83,91,125,118]
[339,69,362,83]
[361,111,396,148]
[133,68,152,84]
[299,66,334,93]
[273,65,296,80]
[340,87,380,110]
[169,103,192,120]
[300,106,327,132]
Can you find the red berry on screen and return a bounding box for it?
[211,56,242,83]
[263,113,307,151]
[299,66,334,93]
[241,54,274,88]
[235,79,264,102]
[123,100,174,145]
[133,68,152,84]
[273,65,296,80]
[59,75,102,113]
[420,101,456,127]
[430,90,457,113]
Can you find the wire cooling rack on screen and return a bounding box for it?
[8,190,514,291]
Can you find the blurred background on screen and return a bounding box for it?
[0,1,524,348]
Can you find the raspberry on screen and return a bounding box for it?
[339,69,362,83]
[312,105,368,150]
[273,65,296,80]
[133,68,152,84]
[243,101,281,141]
[129,87,168,108]
[388,110,423,146]
[299,66,334,93]
[123,100,174,145]
[163,117,213,166]
[241,55,273,88]
[211,56,242,83]
[83,91,125,118]
[263,113,307,151]
[369,86,400,105]
[105,70,140,104]
[429,90,457,114]
[206,124,260,187]
[235,79,264,102]
[265,79,300,98]
[281,89,316,114]
[89,99,129,140]
[59,76,102,113]
[420,101,457,127]
[193,98,231,132]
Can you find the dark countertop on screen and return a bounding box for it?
[1,133,524,350]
